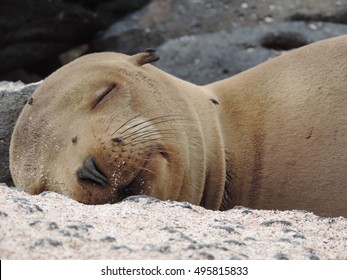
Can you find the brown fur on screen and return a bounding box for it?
[208,35,347,217]
[10,35,347,217]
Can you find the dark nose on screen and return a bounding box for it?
[76,156,108,186]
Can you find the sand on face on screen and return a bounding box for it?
[0,183,346,260]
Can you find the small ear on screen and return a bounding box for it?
[129,48,160,66]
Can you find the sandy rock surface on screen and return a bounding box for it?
[0,184,346,260]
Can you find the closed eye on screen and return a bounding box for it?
[92,83,118,109]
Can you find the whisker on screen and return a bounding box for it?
[104,110,120,133]
[138,166,157,176]
[130,137,172,147]
[120,118,189,140]
[130,147,178,156]
[126,131,180,142]
[122,128,182,141]
[118,115,190,135]
[111,112,146,136]
[185,137,217,160]
[110,108,174,136]
[107,111,217,163]
[121,128,157,141]
[127,132,208,161]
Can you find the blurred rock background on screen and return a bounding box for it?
[1,0,347,83]
[1,0,347,184]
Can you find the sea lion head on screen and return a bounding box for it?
[10,50,224,207]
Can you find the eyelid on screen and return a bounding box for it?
[92,83,118,109]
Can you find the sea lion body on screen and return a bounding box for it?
[208,35,347,217]
[10,35,347,217]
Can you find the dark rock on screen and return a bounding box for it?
[261,219,293,227]
[39,191,57,197]
[46,238,63,247]
[232,205,253,211]
[0,0,101,73]
[122,194,161,204]
[29,220,42,227]
[229,253,249,260]
[164,200,197,211]
[292,209,310,214]
[162,226,197,243]
[66,221,94,232]
[65,0,152,25]
[59,229,71,237]
[292,233,306,239]
[223,240,246,246]
[260,31,308,50]
[158,246,171,253]
[199,252,215,260]
[30,238,62,249]
[318,217,336,224]
[143,244,171,253]
[8,195,44,213]
[0,81,39,185]
[188,243,230,253]
[92,0,347,55]
[0,211,9,217]
[291,9,347,24]
[283,228,306,239]
[101,236,117,243]
[48,222,59,230]
[278,238,292,243]
[243,237,257,241]
[111,245,133,251]
[308,249,320,260]
[155,21,347,84]
[214,225,238,234]
[275,252,289,260]
[0,0,153,82]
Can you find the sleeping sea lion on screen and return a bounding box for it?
[10,36,347,217]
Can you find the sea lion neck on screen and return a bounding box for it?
[206,73,270,209]
[185,84,227,210]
